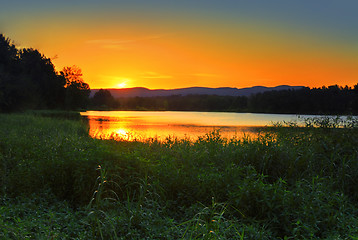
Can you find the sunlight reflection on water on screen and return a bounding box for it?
[80,111,300,141]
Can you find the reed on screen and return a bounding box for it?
[1,113,358,239]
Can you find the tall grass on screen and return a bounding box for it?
[1,113,358,239]
[0,113,106,205]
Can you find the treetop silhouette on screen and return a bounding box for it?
[0,33,91,112]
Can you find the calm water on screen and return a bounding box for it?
[80,111,306,141]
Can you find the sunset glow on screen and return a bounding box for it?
[1,1,357,89]
[117,83,127,89]
[117,80,129,89]
[82,111,265,141]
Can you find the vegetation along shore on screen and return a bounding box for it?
[2,1,358,238]
[1,112,358,239]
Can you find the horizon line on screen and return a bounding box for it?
[91,84,306,91]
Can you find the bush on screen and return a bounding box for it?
[1,114,358,239]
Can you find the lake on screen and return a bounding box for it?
[80,111,309,141]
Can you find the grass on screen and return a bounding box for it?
[1,113,358,239]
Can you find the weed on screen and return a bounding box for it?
[1,113,358,238]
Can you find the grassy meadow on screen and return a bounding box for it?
[1,113,358,239]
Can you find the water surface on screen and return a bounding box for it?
[81,111,304,141]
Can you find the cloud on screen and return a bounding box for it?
[140,72,173,79]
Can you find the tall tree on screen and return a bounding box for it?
[1,34,67,111]
[61,66,90,110]
[0,34,19,111]
[91,89,118,108]
[19,48,66,109]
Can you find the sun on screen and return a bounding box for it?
[117,82,127,88]
[116,78,131,89]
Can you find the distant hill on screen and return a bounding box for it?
[90,85,305,98]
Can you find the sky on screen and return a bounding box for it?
[1,0,357,89]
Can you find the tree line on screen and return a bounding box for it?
[0,34,90,112]
[92,85,358,115]
[248,85,358,114]
[2,33,357,114]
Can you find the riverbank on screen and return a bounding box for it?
[1,113,358,239]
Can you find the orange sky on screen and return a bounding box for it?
[2,1,357,89]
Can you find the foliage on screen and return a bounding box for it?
[91,89,119,109]
[61,65,90,110]
[1,113,358,238]
[248,85,358,114]
[0,196,91,239]
[115,95,247,112]
[112,84,358,114]
[24,109,83,120]
[0,33,90,112]
[0,114,105,205]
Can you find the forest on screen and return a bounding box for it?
[0,34,90,112]
[93,85,358,115]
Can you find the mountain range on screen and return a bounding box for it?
[90,85,305,98]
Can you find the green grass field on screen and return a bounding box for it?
[1,113,358,239]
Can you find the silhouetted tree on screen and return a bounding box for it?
[91,89,118,109]
[0,34,19,111]
[113,84,358,114]
[352,83,358,114]
[19,48,66,109]
[0,35,67,111]
[61,66,90,110]
[0,34,92,112]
